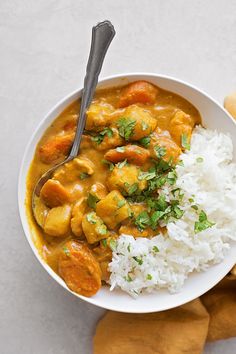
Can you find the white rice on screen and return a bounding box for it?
[109,126,236,297]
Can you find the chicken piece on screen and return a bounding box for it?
[91,127,124,151]
[53,157,94,184]
[38,133,75,164]
[104,144,150,166]
[71,198,87,238]
[116,105,157,141]
[44,205,72,236]
[40,179,71,208]
[169,110,195,147]
[96,190,131,229]
[58,240,101,297]
[118,81,159,108]
[149,131,181,163]
[107,165,147,195]
[82,211,109,244]
[85,101,114,131]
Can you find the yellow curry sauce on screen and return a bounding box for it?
[26,81,201,297]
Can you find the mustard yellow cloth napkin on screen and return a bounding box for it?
[94,267,236,354]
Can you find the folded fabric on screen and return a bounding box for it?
[94,268,236,354]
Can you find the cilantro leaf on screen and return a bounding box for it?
[102,159,114,171]
[133,256,143,265]
[154,145,166,158]
[86,212,97,224]
[194,210,215,233]
[63,246,70,256]
[117,199,126,208]
[139,136,151,148]
[87,193,99,209]
[80,172,89,180]
[135,211,150,231]
[91,127,113,145]
[181,133,190,150]
[117,117,136,141]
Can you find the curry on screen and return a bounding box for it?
[26,81,201,297]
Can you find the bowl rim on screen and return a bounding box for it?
[18,72,236,313]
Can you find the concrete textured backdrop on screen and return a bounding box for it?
[0,0,236,353]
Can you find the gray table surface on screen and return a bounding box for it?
[1,1,236,353]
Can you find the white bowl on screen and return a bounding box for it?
[18,73,236,313]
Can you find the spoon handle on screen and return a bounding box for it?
[69,20,116,158]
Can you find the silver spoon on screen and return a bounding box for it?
[32,20,115,224]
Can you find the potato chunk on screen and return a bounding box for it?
[86,101,114,131]
[169,110,195,147]
[53,157,94,184]
[116,105,157,141]
[44,205,72,236]
[40,179,71,208]
[96,190,131,229]
[38,133,74,164]
[149,131,181,163]
[58,240,101,297]
[71,198,87,237]
[82,212,109,244]
[118,81,159,108]
[107,165,147,195]
[104,145,150,166]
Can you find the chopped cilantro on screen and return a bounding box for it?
[181,133,190,150]
[102,159,114,171]
[194,210,215,233]
[117,159,127,168]
[188,198,194,203]
[191,205,198,211]
[109,238,117,251]
[167,170,177,185]
[86,212,97,224]
[138,170,156,181]
[117,199,126,208]
[127,243,131,252]
[124,274,133,282]
[127,183,139,196]
[87,193,99,209]
[135,211,150,231]
[154,145,166,158]
[133,256,143,265]
[153,246,159,252]
[91,127,113,144]
[80,172,89,180]
[139,136,151,147]
[147,274,152,280]
[98,224,107,235]
[63,246,70,256]
[101,239,107,247]
[117,117,136,141]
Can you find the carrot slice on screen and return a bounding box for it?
[118,81,158,108]
[104,145,150,165]
[38,133,74,164]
